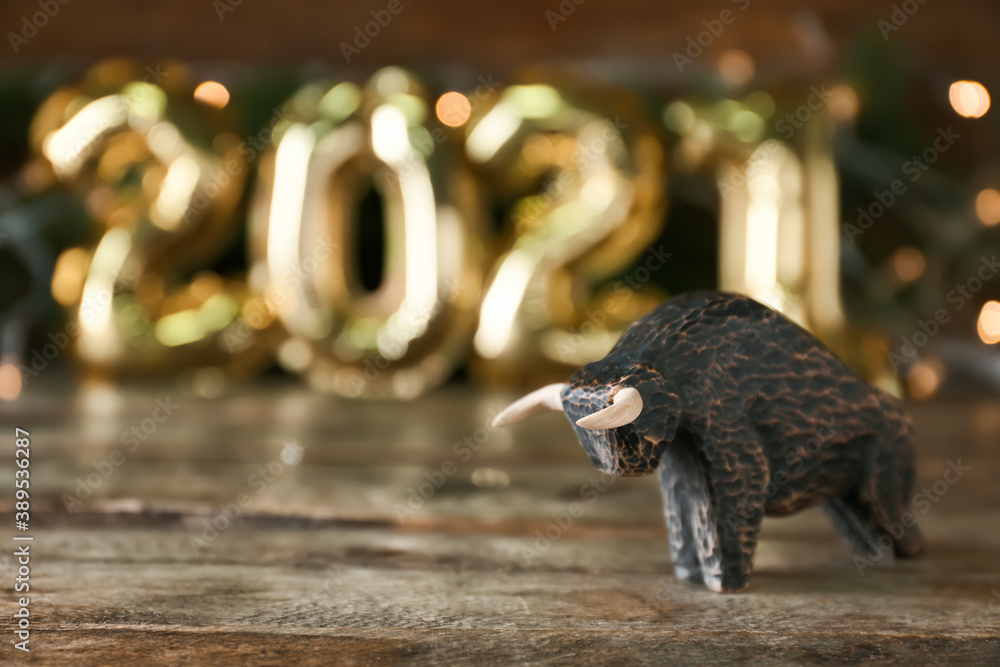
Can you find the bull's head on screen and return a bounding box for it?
[493,362,680,476]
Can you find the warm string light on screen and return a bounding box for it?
[826,84,859,121]
[717,49,755,87]
[907,360,941,400]
[193,81,231,109]
[977,301,1000,345]
[435,92,471,127]
[890,247,925,284]
[949,80,990,118]
[975,188,1000,226]
[0,363,22,401]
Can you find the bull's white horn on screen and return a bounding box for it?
[492,383,566,428]
[575,386,643,430]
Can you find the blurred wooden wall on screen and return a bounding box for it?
[0,0,997,88]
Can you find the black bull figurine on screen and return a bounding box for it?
[494,291,924,593]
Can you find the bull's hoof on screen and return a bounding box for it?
[703,575,750,594]
[673,564,703,585]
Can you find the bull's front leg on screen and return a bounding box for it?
[699,428,769,593]
[658,431,712,585]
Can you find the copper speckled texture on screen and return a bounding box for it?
[559,291,923,593]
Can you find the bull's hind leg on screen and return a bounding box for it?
[822,495,881,554]
[877,429,924,558]
[829,431,925,559]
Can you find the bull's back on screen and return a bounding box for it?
[627,292,902,512]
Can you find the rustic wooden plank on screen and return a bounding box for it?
[1,526,998,664]
[1,385,999,663]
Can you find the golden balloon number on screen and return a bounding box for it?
[30,60,268,381]
[249,68,482,398]
[662,92,896,391]
[465,84,666,384]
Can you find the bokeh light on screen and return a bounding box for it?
[907,360,942,400]
[977,300,1000,344]
[949,80,990,118]
[470,467,510,489]
[975,188,1000,226]
[662,101,696,133]
[193,81,230,109]
[435,91,472,127]
[0,363,22,401]
[51,247,89,305]
[891,246,926,283]
[717,49,755,87]
[826,84,859,121]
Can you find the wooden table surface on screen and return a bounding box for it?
[1,383,999,665]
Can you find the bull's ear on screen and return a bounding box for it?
[575,387,642,430]
[492,383,566,427]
